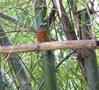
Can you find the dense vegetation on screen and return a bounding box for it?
[0,0,99,90]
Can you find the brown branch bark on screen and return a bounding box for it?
[52,0,77,40]
[0,40,98,53]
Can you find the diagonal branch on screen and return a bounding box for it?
[52,0,77,40]
[0,13,17,23]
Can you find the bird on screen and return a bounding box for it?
[36,24,49,43]
[36,24,53,55]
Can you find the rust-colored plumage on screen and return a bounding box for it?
[37,24,49,42]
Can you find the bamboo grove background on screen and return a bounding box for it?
[0,0,99,90]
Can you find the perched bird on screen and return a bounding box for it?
[36,24,52,55]
[36,24,49,43]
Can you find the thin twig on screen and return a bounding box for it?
[56,51,75,68]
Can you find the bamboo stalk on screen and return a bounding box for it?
[35,0,58,90]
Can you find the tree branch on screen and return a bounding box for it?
[0,13,17,23]
[0,40,98,53]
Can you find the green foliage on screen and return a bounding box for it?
[0,0,99,90]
